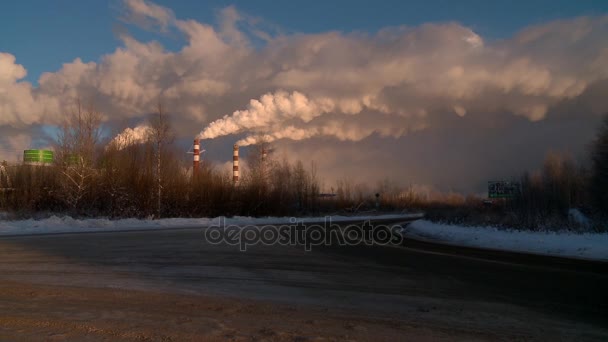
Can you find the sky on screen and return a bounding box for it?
[3,0,607,84]
[1,0,608,193]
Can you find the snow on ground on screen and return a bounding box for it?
[403,220,608,261]
[2,213,606,262]
[568,208,592,229]
[0,213,421,236]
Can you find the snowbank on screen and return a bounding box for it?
[403,220,608,261]
[0,213,421,236]
[4,214,603,262]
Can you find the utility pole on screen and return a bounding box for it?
[151,101,171,219]
[156,104,163,219]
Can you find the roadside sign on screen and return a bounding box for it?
[488,181,520,199]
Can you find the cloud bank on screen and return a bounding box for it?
[1,0,607,191]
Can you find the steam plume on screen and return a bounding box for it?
[197,91,335,140]
[108,125,150,150]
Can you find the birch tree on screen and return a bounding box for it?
[56,99,101,211]
[148,101,173,218]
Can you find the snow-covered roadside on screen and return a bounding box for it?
[0,213,421,236]
[4,214,604,262]
[403,220,608,261]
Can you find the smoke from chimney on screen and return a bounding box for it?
[197,91,337,142]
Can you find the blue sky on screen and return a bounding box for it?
[2,0,607,84]
[1,0,608,190]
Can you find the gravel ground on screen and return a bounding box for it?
[0,223,606,341]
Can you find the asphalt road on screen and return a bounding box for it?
[0,219,607,341]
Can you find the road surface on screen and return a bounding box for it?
[0,219,606,341]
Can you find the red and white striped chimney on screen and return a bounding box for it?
[233,144,239,184]
[193,139,200,177]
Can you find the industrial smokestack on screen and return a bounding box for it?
[261,147,268,181]
[262,147,268,164]
[233,144,239,184]
[193,139,200,177]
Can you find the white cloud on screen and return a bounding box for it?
[2,6,607,133]
[122,0,175,31]
[1,1,608,189]
[0,53,27,85]
[0,133,31,162]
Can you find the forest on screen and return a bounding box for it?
[1,103,607,232]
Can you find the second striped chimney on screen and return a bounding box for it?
[193,139,200,177]
[233,144,239,184]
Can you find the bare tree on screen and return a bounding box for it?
[0,162,11,189]
[56,99,102,211]
[591,113,608,216]
[308,161,320,212]
[148,101,173,218]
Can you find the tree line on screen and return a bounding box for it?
[0,102,327,218]
[0,101,607,232]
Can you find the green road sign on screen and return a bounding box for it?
[488,181,520,199]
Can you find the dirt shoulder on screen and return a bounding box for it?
[0,280,512,342]
[1,228,607,341]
